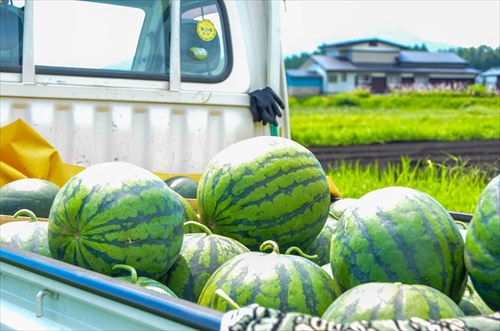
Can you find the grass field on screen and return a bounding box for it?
[290,106,500,147]
[289,90,500,214]
[326,156,497,214]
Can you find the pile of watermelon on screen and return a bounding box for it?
[0,135,498,324]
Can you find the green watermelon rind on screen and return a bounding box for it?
[0,178,60,218]
[165,176,199,199]
[0,221,51,257]
[48,162,185,280]
[198,248,338,316]
[321,282,464,324]
[330,186,467,304]
[197,136,330,252]
[464,175,500,312]
[161,232,250,303]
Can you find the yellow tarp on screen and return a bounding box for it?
[0,119,200,188]
[0,119,84,187]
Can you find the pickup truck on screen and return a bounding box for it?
[1,1,495,330]
[0,0,288,329]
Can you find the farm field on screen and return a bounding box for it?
[288,90,500,214]
[289,106,500,147]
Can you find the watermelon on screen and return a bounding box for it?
[0,178,60,218]
[321,282,465,324]
[112,264,177,297]
[329,198,357,220]
[197,136,330,252]
[174,191,203,234]
[160,221,249,303]
[48,162,185,280]
[330,186,467,303]
[300,217,337,265]
[464,174,499,311]
[459,281,495,316]
[198,240,338,316]
[165,176,198,199]
[0,209,51,257]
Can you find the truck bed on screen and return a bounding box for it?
[0,245,223,330]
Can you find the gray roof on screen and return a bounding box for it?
[310,55,357,70]
[321,38,409,50]
[286,69,322,78]
[399,51,468,64]
[306,56,479,75]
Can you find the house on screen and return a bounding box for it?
[286,38,480,96]
[475,67,500,91]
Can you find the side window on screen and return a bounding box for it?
[33,0,145,71]
[175,0,230,80]
[0,0,24,69]
[28,0,230,82]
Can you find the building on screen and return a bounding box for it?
[286,38,480,96]
[475,67,500,91]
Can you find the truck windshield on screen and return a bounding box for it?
[2,0,231,82]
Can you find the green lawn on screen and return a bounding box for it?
[288,92,500,214]
[290,106,500,147]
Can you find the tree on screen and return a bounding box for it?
[409,43,428,51]
[284,48,324,69]
[441,45,500,71]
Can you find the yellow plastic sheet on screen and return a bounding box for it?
[0,119,84,188]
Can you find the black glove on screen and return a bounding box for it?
[249,87,284,126]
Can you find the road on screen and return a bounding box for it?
[308,140,500,170]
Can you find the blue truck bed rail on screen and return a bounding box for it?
[0,244,223,330]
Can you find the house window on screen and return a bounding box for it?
[369,40,378,47]
[414,75,429,85]
[357,74,371,84]
[387,75,400,86]
[341,73,347,82]
[328,73,338,83]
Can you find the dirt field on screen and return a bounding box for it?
[308,140,500,170]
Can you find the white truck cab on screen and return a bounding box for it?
[0,1,290,329]
[0,0,290,175]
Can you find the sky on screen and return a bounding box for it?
[280,1,500,57]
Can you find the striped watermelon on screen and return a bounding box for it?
[160,221,249,302]
[48,162,185,280]
[112,264,177,297]
[464,174,499,311]
[0,209,51,257]
[197,136,330,251]
[460,281,495,316]
[174,191,203,234]
[0,178,60,218]
[321,282,465,324]
[198,240,338,316]
[329,198,357,220]
[300,217,338,266]
[330,186,467,303]
[165,176,198,199]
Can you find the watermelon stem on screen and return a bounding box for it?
[112,264,138,284]
[13,209,38,222]
[284,246,318,260]
[212,289,240,311]
[465,282,475,296]
[260,240,280,254]
[184,221,212,235]
[454,221,468,230]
